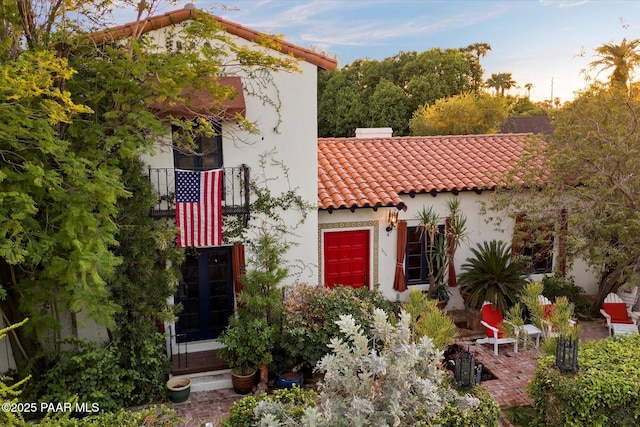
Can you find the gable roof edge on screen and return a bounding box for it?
[89,8,337,71]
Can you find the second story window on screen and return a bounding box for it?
[173,121,223,170]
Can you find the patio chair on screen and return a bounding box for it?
[476,301,520,356]
[538,295,576,339]
[600,293,640,336]
[617,286,638,311]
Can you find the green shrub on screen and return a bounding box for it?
[542,274,591,319]
[312,310,482,426]
[31,405,181,426]
[280,283,395,369]
[220,387,318,427]
[25,334,169,414]
[528,333,640,426]
[403,289,457,350]
[431,386,500,427]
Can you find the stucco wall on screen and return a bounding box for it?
[140,24,319,285]
[318,191,600,309]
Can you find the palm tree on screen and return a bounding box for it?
[485,72,517,97]
[589,37,640,89]
[457,240,529,313]
[524,83,533,98]
[464,42,492,63]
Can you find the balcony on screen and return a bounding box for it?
[147,165,250,223]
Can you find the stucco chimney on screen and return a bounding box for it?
[355,128,393,138]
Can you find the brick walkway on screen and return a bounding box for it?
[162,320,610,427]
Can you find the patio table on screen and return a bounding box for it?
[521,324,542,348]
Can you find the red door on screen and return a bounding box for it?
[323,230,369,289]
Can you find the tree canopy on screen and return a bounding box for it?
[318,47,483,137]
[409,92,509,136]
[490,82,640,314]
[0,0,296,373]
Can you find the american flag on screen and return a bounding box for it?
[175,169,223,247]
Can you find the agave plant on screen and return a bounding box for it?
[458,240,529,312]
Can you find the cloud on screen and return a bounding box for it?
[539,0,589,9]
[296,4,510,48]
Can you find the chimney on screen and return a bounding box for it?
[355,128,393,138]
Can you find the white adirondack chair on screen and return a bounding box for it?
[617,286,638,311]
[476,301,520,356]
[600,293,640,336]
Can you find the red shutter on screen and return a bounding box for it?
[558,209,568,276]
[393,221,408,292]
[512,213,527,257]
[232,243,245,295]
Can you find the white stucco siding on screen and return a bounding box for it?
[222,58,319,284]
[318,192,509,306]
[318,191,599,307]
[140,25,319,285]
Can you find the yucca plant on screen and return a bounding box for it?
[458,240,529,312]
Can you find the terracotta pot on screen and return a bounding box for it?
[436,299,448,310]
[231,368,257,395]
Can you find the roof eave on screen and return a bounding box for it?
[88,8,337,71]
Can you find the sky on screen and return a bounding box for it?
[118,0,640,104]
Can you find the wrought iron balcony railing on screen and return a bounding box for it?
[147,165,250,221]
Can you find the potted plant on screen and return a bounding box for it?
[217,317,277,394]
[416,198,467,302]
[277,362,304,389]
[457,240,529,325]
[434,283,452,309]
[219,227,287,392]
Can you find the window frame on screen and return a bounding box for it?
[405,224,445,285]
[513,214,554,274]
[172,120,223,171]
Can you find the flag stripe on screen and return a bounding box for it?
[175,169,223,248]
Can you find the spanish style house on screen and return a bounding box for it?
[317,128,599,308]
[120,7,336,388]
[0,6,600,390]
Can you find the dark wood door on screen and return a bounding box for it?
[175,247,234,342]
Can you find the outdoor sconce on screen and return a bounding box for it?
[386,209,399,233]
[454,348,482,387]
[556,336,578,374]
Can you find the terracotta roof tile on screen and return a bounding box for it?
[318,134,543,211]
[89,7,337,71]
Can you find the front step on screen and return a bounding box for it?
[171,369,233,393]
[172,349,228,376]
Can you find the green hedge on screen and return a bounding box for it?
[528,334,640,426]
[280,284,396,369]
[220,387,318,427]
[430,386,500,427]
[32,405,181,426]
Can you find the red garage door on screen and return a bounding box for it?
[323,230,369,289]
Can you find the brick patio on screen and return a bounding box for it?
[161,319,610,427]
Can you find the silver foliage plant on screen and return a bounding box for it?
[255,308,480,426]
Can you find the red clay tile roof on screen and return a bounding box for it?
[318,134,542,211]
[90,7,337,71]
